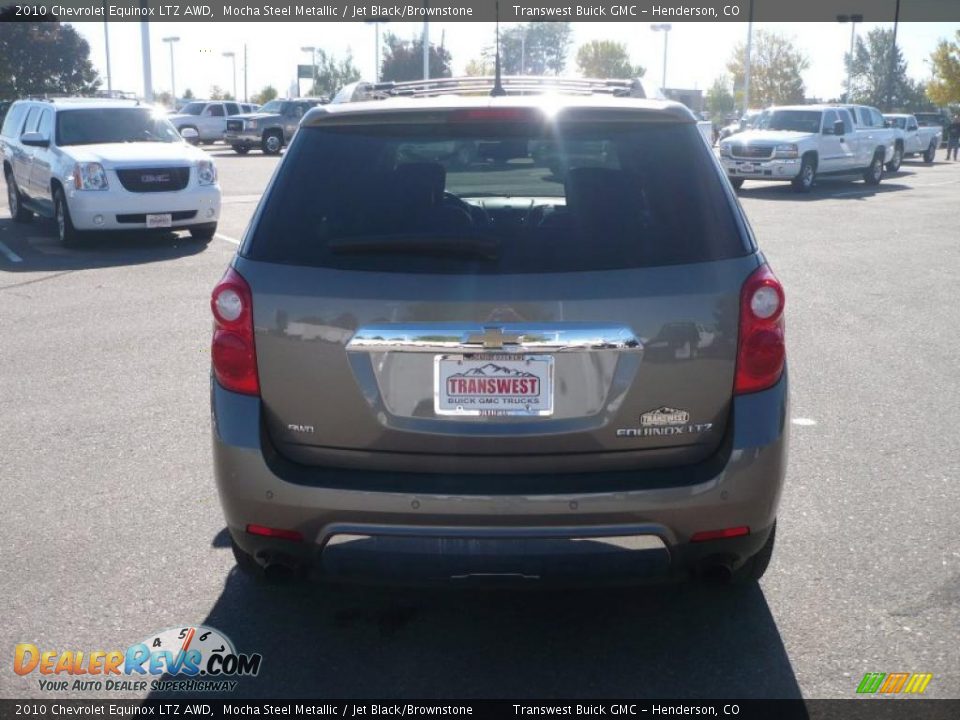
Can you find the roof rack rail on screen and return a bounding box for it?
[333,76,651,104]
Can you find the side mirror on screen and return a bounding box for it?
[833,120,845,136]
[21,131,49,147]
[179,127,199,140]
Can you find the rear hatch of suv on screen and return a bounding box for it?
[232,102,759,474]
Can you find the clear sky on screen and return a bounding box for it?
[68,21,959,103]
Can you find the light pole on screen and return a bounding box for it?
[162,36,179,106]
[223,51,237,100]
[837,13,863,102]
[650,23,672,94]
[422,17,430,80]
[102,4,112,94]
[743,0,754,114]
[139,14,153,101]
[364,22,386,82]
[300,45,316,94]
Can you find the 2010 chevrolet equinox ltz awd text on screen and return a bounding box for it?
[210,78,788,587]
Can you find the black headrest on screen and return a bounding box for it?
[393,163,446,206]
[565,168,634,214]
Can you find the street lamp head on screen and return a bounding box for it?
[162,36,180,43]
[301,46,316,52]
[650,23,672,31]
[223,52,235,58]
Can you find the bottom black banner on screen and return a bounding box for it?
[1,700,959,720]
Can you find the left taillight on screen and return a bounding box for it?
[734,263,786,395]
[211,267,259,396]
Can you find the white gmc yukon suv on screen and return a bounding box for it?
[1,98,221,247]
[719,104,890,193]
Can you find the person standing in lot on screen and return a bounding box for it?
[947,116,960,160]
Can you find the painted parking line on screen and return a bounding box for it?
[0,239,23,263]
[221,194,263,204]
[215,232,240,245]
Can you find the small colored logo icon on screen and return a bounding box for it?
[856,672,933,694]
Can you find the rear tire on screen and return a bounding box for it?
[863,152,883,185]
[732,522,777,583]
[791,156,816,193]
[189,223,217,242]
[232,144,250,155]
[6,169,33,223]
[54,187,84,248]
[261,131,283,155]
[885,146,902,172]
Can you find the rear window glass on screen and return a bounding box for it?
[245,120,748,274]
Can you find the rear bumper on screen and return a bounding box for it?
[66,184,221,231]
[722,157,801,181]
[212,373,789,585]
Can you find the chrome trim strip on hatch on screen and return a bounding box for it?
[346,323,643,353]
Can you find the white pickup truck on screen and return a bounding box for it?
[719,104,890,193]
[883,113,942,166]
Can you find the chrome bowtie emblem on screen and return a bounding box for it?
[465,327,522,350]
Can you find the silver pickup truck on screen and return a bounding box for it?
[884,114,942,165]
[719,104,890,193]
[168,101,258,144]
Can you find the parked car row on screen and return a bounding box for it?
[2,98,220,246]
[167,100,260,144]
[718,103,941,193]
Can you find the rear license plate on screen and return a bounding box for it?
[146,213,172,228]
[434,354,554,417]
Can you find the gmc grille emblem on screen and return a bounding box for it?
[140,173,170,183]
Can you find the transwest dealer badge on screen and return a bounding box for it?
[617,407,712,438]
[640,407,690,427]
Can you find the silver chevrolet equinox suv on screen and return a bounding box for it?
[211,77,788,587]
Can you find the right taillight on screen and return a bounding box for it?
[734,264,785,395]
[211,267,259,396]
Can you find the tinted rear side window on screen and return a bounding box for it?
[1,104,28,137]
[245,120,748,274]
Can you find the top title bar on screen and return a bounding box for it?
[2,0,959,22]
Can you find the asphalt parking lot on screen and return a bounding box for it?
[1,147,959,700]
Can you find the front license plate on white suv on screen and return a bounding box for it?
[434,355,554,417]
[146,213,172,228]
[737,162,758,173]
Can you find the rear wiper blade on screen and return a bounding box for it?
[328,236,499,260]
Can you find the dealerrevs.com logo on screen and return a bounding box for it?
[14,626,261,693]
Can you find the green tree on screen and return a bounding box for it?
[308,49,361,98]
[0,20,100,100]
[464,57,492,76]
[727,30,809,107]
[928,30,960,106]
[705,76,735,117]
[482,22,573,76]
[209,85,225,100]
[380,33,452,82]
[182,88,195,100]
[575,40,644,79]
[154,90,173,108]
[251,85,277,105]
[846,27,926,110]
